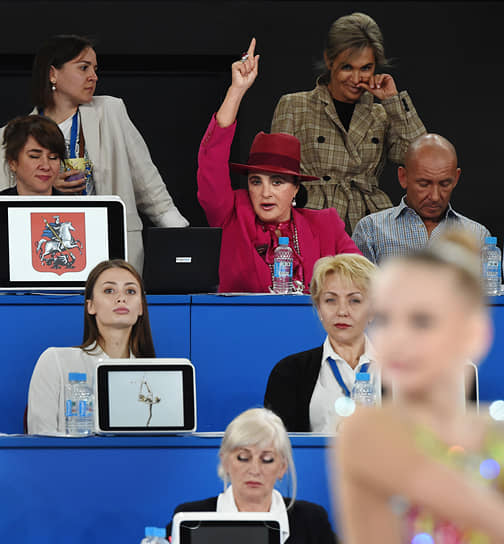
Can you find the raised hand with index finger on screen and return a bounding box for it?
[216,38,261,128]
[230,37,260,93]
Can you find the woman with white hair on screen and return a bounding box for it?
[166,408,336,543]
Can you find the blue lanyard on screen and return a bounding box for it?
[69,111,79,158]
[327,357,369,397]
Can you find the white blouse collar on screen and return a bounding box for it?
[217,485,290,543]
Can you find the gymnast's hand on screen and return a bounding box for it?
[357,73,398,101]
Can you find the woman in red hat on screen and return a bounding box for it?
[198,39,361,294]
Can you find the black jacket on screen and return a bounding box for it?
[166,495,337,544]
[264,346,324,432]
[264,346,397,431]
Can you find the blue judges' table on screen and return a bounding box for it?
[0,434,333,544]
[0,294,191,434]
[1,293,504,433]
[1,294,504,543]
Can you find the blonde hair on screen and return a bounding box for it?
[218,408,297,508]
[396,229,485,307]
[321,12,388,79]
[310,254,377,306]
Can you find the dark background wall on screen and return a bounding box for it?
[0,1,502,238]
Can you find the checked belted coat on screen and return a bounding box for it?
[271,80,426,233]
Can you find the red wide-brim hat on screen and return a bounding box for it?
[230,131,320,181]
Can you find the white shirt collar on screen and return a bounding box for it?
[84,342,136,359]
[322,335,373,369]
[310,335,381,432]
[217,485,290,544]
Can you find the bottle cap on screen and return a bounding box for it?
[485,236,497,245]
[356,372,370,381]
[68,372,87,382]
[145,526,165,538]
[278,237,289,245]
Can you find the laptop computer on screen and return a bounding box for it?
[95,358,196,434]
[171,512,282,544]
[143,227,222,294]
[0,195,126,291]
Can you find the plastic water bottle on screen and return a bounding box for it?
[141,526,169,544]
[481,236,502,296]
[65,372,94,435]
[351,372,376,406]
[273,237,293,294]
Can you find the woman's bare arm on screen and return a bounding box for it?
[336,407,504,543]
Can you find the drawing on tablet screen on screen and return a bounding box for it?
[138,376,161,426]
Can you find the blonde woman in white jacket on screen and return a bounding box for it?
[0,35,188,272]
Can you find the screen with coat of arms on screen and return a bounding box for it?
[0,196,126,289]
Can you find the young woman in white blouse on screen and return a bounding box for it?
[27,259,155,434]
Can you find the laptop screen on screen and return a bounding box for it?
[96,359,196,433]
[0,195,126,290]
[143,227,222,294]
[172,513,281,544]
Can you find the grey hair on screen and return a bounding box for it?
[217,408,297,509]
[319,12,389,79]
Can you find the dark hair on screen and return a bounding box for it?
[3,115,66,162]
[79,259,156,357]
[32,34,95,110]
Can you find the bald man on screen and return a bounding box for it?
[352,133,490,264]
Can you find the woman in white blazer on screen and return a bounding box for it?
[0,35,189,272]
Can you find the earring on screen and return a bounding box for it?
[51,82,56,91]
[292,197,296,207]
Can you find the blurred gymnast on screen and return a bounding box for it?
[336,231,504,542]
